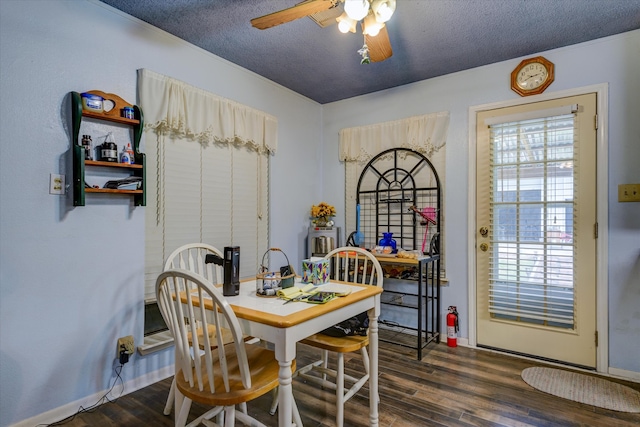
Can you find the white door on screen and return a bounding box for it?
[476,94,597,368]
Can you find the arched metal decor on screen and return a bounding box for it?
[356,148,441,255]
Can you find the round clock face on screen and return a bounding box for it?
[516,62,549,90]
[511,56,554,96]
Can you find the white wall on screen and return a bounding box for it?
[0,1,322,426]
[323,30,640,375]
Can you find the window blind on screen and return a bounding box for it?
[143,132,269,302]
[139,70,272,302]
[487,113,576,328]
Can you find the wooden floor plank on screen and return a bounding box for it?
[45,339,640,427]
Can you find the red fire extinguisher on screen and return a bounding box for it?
[447,306,459,347]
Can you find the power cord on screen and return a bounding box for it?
[119,345,130,364]
[35,362,126,427]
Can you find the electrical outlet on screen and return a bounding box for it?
[117,335,134,356]
[618,184,640,202]
[49,173,65,195]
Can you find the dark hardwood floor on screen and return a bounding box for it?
[51,335,640,427]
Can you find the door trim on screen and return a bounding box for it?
[467,83,609,373]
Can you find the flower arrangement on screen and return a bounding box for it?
[310,202,336,225]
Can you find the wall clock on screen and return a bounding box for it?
[510,56,555,96]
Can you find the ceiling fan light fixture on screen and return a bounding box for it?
[344,0,370,21]
[336,12,357,33]
[371,0,396,23]
[362,12,383,37]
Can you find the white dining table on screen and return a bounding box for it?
[223,278,382,427]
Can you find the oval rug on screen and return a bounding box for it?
[521,367,640,413]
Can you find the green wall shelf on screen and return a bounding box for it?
[71,90,146,206]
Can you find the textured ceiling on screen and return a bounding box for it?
[100,0,640,104]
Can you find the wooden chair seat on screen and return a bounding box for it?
[300,334,369,354]
[176,343,294,407]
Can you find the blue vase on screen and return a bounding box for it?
[379,232,397,251]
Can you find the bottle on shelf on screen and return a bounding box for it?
[120,144,132,164]
[81,134,93,160]
[125,143,134,164]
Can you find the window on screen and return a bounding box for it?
[138,70,274,346]
[487,111,578,327]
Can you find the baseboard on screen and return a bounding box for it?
[470,345,640,384]
[608,367,640,383]
[452,337,469,347]
[9,365,174,427]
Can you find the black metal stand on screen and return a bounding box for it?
[356,148,442,359]
[376,255,440,359]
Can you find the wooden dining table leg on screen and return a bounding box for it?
[277,358,294,427]
[368,305,380,427]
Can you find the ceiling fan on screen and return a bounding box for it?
[250,0,395,63]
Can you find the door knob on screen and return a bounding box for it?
[480,243,489,252]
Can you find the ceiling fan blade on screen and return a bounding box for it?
[251,0,336,30]
[366,25,393,62]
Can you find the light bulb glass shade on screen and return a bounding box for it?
[336,12,357,33]
[363,12,383,36]
[371,0,396,23]
[344,0,370,21]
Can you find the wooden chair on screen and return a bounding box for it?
[157,268,300,427]
[296,247,383,427]
[162,243,225,416]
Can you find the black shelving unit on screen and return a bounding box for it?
[356,148,442,359]
[374,255,440,359]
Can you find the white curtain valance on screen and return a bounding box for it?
[339,111,450,162]
[138,69,278,154]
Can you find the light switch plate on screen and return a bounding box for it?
[618,183,640,202]
[49,173,65,195]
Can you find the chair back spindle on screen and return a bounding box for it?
[156,269,251,397]
[164,243,224,285]
[326,247,383,287]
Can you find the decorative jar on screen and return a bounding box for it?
[379,232,397,252]
[312,217,334,227]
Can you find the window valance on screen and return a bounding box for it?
[339,111,449,162]
[138,69,277,154]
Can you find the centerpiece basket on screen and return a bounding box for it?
[256,248,296,297]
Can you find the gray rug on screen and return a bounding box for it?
[521,367,640,413]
